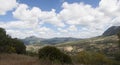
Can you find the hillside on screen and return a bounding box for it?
[21,36,44,45]
[56,35,118,46]
[103,26,120,36]
[22,36,80,45]
[56,26,120,54]
[56,35,119,55]
[26,26,120,55]
[26,35,119,55]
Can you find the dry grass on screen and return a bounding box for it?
[0,54,41,65]
[0,54,73,65]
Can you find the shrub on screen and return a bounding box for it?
[73,51,111,65]
[38,46,72,64]
[114,52,120,61]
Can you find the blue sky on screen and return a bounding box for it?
[19,0,100,12]
[0,0,120,39]
[0,0,100,21]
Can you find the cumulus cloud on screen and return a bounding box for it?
[68,25,77,31]
[99,0,120,17]
[13,4,65,27]
[0,0,120,38]
[58,28,68,33]
[0,21,58,38]
[0,0,18,15]
[57,0,120,38]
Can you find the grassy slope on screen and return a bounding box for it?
[56,35,119,46]
[0,54,73,65]
[55,35,119,54]
[0,54,40,65]
[26,35,119,53]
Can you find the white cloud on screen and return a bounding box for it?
[13,4,40,21]
[6,29,34,38]
[59,2,105,27]
[111,16,120,26]
[57,0,120,38]
[0,21,59,38]
[0,21,38,29]
[68,25,77,31]
[1,0,120,38]
[0,0,18,15]
[99,0,120,17]
[58,28,68,33]
[13,4,65,27]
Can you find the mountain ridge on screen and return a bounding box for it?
[23,26,120,46]
[26,26,120,54]
[103,26,120,36]
[22,36,80,45]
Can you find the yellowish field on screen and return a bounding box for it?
[0,54,41,65]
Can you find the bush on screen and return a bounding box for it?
[38,46,72,64]
[114,52,120,61]
[73,51,111,65]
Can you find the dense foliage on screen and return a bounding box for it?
[0,28,26,54]
[114,32,120,61]
[73,51,112,65]
[38,46,72,64]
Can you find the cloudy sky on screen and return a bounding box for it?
[0,0,120,39]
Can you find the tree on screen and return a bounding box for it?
[38,46,72,64]
[0,28,26,54]
[12,38,26,54]
[0,28,10,53]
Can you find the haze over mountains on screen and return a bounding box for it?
[22,26,120,45]
[22,36,80,45]
[24,26,120,55]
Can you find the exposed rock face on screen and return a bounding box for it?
[103,26,120,36]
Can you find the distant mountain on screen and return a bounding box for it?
[40,37,80,45]
[26,35,119,54]
[22,36,80,45]
[21,36,44,45]
[53,26,120,54]
[103,26,120,36]
[25,27,120,54]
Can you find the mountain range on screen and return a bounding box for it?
[22,26,120,45]
[21,36,44,45]
[25,26,120,54]
[22,36,80,45]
